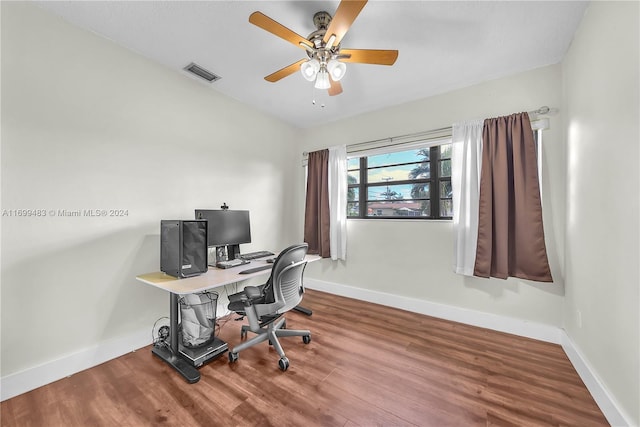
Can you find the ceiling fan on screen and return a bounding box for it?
[249,0,398,96]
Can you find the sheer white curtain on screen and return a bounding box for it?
[451,120,484,276]
[328,145,347,261]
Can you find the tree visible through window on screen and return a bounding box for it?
[347,143,452,219]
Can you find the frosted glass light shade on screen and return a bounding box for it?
[327,59,347,81]
[314,69,331,89]
[300,59,320,81]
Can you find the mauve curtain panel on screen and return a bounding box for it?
[474,113,553,282]
[304,149,331,258]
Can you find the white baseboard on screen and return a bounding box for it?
[0,328,151,402]
[305,278,561,344]
[560,332,635,427]
[306,278,634,426]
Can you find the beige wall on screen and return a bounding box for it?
[562,2,639,424]
[1,2,297,376]
[297,64,566,327]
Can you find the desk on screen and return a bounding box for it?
[136,255,320,383]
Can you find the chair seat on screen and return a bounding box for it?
[258,313,282,328]
[227,299,246,313]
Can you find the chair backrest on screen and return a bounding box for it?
[272,260,307,314]
[262,243,308,304]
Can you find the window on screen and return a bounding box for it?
[348,142,453,219]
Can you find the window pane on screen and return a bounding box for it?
[367,183,428,201]
[440,144,452,159]
[348,186,359,202]
[440,159,451,177]
[411,183,430,198]
[348,170,360,185]
[366,201,429,217]
[440,181,452,199]
[345,142,455,220]
[347,202,359,217]
[367,148,430,168]
[440,199,453,217]
[368,163,429,183]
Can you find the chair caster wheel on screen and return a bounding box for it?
[302,335,311,344]
[229,352,239,363]
[278,357,289,371]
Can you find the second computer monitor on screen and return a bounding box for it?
[194,209,251,260]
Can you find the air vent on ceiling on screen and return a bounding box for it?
[183,62,221,83]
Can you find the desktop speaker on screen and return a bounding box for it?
[160,220,208,278]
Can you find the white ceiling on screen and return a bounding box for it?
[35,1,588,129]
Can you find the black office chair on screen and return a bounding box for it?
[227,243,311,371]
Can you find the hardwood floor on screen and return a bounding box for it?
[1,289,608,426]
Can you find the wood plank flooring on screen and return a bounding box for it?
[1,289,608,426]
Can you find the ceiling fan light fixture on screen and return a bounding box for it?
[300,59,320,81]
[327,59,347,81]
[326,34,337,49]
[314,69,331,89]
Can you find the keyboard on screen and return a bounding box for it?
[240,250,275,260]
[216,259,250,269]
[239,265,273,275]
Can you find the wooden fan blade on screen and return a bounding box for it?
[339,48,398,65]
[264,59,307,82]
[323,0,368,47]
[328,79,343,96]
[250,12,314,50]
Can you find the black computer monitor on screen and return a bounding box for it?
[194,209,251,260]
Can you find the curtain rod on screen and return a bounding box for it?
[303,106,550,156]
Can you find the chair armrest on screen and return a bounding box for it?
[229,285,263,301]
[243,286,262,299]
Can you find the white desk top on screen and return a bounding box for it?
[136,254,321,295]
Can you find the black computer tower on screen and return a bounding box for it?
[160,220,208,278]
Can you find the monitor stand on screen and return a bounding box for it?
[211,245,241,265]
[226,244,240,260]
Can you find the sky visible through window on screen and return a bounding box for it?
[349,149,429,200]
[368,183,421,200]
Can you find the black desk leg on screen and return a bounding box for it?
[151,292,200,383]
[293,305,313,316]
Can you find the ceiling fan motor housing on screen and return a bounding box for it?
[313,11,332,30]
